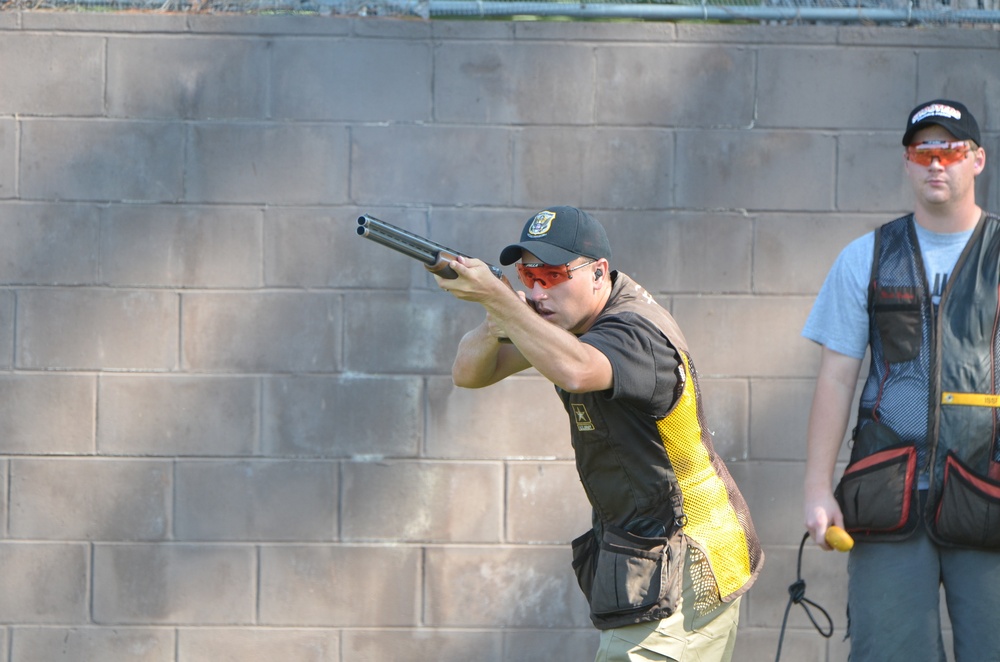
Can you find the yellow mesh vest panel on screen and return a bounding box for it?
[656,352,753,599]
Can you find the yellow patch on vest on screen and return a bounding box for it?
[655,353,753,599]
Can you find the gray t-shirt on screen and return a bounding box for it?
[802,222,974,358]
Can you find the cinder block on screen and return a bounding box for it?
[596,45,755,127]
[426,375,571,460]
[178,628,339,662]
[259,545,420,626]
[9,459,171,541]
[698,378,749,462]
[731,627,826,662]
[0,34,104,116]
[265,206,427,289]
[98,375,257,456]
[670,295,819,378]
[0,543,88,623]
[20,10,189,32]
[175,460,338,541]
[434,42,594,125]
[342,460,502,542]
[675,130,836,211]
[727,461,804,549]
[0,460,6,539]
[506,462,591,544]
[756,48,914,130]
[188,13,351,36]
[262,375,422,458]
[20,120,185,202]
[424,546,591,628]
[350,125,510,206]
[17,289,178,371]
[352,15,433,38]
[915,52,1000,141]
[749,378,815,462]
[0,375,94,454]
[836,133,914,213]
[271,39,431,122]
[513,127,673,210]
[841,24,994,48]
[185,123,349,205]
[602,211,752,295]
[93,544,255,625]
[342,290,484,374]
[528,19,678,40]
[0,203,98,285]
[0,120,13,199]
[11,627,174,662]
[675,23,834,45]
[0,291,12,371]
[983,135,999,213]
[751,376,859,465]
[754,213,885,295]
[503,629,599,661]
[101,205,261,288]
[344,630,502,662]
[182,292,339,373]
[107,37,268,119]
[429,208,523,268]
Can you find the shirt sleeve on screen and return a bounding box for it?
[580,312,681,417]
[801,232,874,360]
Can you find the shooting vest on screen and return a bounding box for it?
[567,273,763,629]
[836,213,1000,549]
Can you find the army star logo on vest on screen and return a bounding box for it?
[528,211,556,236]
[572,404,595,431]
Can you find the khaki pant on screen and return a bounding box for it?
[595,546,742,662]
[594,596,740,662]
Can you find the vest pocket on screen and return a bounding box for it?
[934,452,1000,549]
[835,442,918,537]
[571,528,598,603]
[589,525,683,618]
[873,299,922,363]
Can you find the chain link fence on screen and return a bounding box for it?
[3,0,1000,25]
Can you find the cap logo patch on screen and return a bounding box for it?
[912,103,962,125]
[527,211,556,237]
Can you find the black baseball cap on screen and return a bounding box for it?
[499,206,612,266]
[902,99,981,146]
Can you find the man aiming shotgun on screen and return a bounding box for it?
[359,206,763,662]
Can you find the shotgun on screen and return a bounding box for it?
[356,214,507,282]
[356,214,520,343]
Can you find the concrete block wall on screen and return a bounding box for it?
[0,11,997,661]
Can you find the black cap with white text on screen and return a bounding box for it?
[902,99,981,146]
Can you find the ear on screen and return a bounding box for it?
[592,259,609,288]
[973,145,987,176]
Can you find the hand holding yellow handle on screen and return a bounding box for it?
[825,525,854,552]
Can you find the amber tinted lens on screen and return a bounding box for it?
[907,141,969,167]
[516,263,571,289]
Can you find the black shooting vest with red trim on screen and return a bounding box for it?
[838,213,1000,548]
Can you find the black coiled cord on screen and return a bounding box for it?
[775,532,835,662]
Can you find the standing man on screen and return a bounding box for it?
[434,206,762,662]
[803,99,1000,661]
